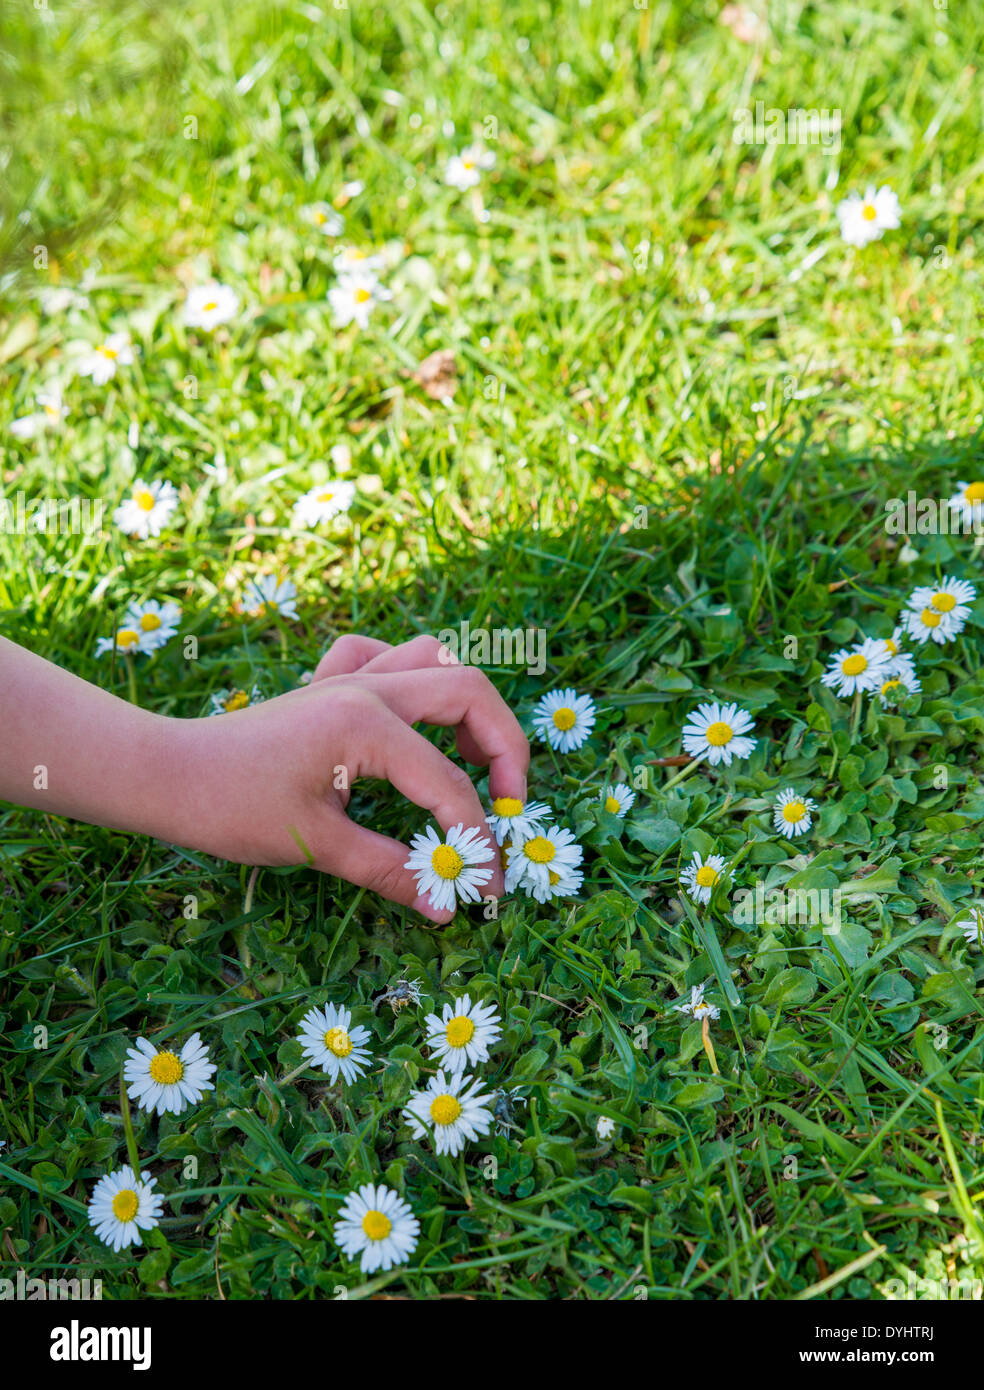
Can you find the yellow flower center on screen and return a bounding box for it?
[431,845,464,879]
[695,865,720,888]
[862,203,877,221]
[463,160,475,170]
[885,637,898,655]
[316,490,335,503]
[361,1209,391,1241]
[964,481,984,503]
[445,1016,475,1048]
[139,613,161,631]
[705,721,733,745]
[315,210,327,224]
[135,489,156,511]
[920,607,942,628]
[98,345,119,360]
[44,404,60,418]
[604,795,621,814]
[323,1026,352,1057]
[354,287,372,304]
[492,797,524,817]
[841,654,867,676]
[881,678,901,696]
[548,870,560,885]
[148,1050,184,1085]
[523,836,555,864]
[430,1094,463,1126]
[116,628,140,649]
[224,689,250,711]
[931,592,956,612]
[112,1190,139,1222]
[782,801,807,823]
[202,300,218,313]
[552,706,577,731]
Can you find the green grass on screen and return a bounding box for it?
[2,0,984,1300]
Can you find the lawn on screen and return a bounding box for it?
[1,0,984,1301]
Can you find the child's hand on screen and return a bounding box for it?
[173,635,529,921]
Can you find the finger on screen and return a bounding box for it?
[356,668,529,802]
[353,636,486,765]
[316,817,456,924]
[312,634,392,681]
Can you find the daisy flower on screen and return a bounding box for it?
[182,281,239,332]
[444,145,495,191]
[504,826,584,902]
[601,783,635,817]
[333,1183,419,1274]
[531,688,597,753]
[297,1002,372,1085]
[402,1068,495,1156]
[208,685,263,716]
[596,1115,616,1141]
[123,1033,216,1116]
[836,186,901,247]
[902,578,976,646]
[10,390,65,439]
[485,796,551,846]
[95,626,145,658]
[87,1166,164,1253]
[424,995,502,1074]
[121,599,181,652]
[301,202,345,237]
[328,271,392,330]
[291,479,357,528]
[672,984,720,1022]
[333,245,385,279]
[958,909,984,949]
[244,575,299,621]
[681,701,757,766]
[405,823,495,914]
[877,671,922,707]
[78,332,135,385]
[113,478,178,540]
[947,479,984,529]
[773,788,817,839]
[680,850,728,906]
[820,638,890,697]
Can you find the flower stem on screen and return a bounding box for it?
[119,1068,142,1173]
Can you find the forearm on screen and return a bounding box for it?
[0,635,187,844]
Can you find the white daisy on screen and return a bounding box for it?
[444,145,495,191]
[10,391,65,439]
[402,1068,495,1156]
[904,577,976,646]
[772,788,817,839]
[679,850,728,906]
[123,1033,216,1116]
[113,478,179,540]
[877,671,922,707]
[333,245,385,279]
[601,783,635,817]
[531,688,596,753]
[485,797,552,846]
[958,909,984,950]
[404,823,495,914]
[672,984,720,1022]
[291,480,357,527]
[208,685,263,716]
[300,202,345,237]
[328,271,392,330]
[596,1115,616,1140]
[504,826,583,901]
[333,1182,419,1274]
[182,281,239,332]
[87,1166,164,1253]
[681,701,757,766]
[78,332,135,385]
[121,599,181,652]
[297,1002,372,1085]
[836,186,901,247]
[947,479,984,529]
[424,995,502,1074]
[95,625,145,659]
[901,605,957,645]
[820,638,891,697]
[244,575,299,621]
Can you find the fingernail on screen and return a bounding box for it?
[414,893,453,925]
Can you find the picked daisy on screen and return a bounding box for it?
[681,701,757,766]
[301,202,345,237]
[123,1033,217,1116]
[444,145,495,191]
[958,908,984,950]
[328,271,392,330]
[772,788,817,840]
[113,478,179,540]
[680,850,728,906]
[948,479,984,530]
[292,479,357,528]
[78,332,135,385]
[485,796,551,846]
[672,984,720,1022]
[405,823,495,913]
[182,280,239,332]
[244,575,299,621]
[87,1166,164,1253]
[836,186,901,247]
[424,995,502,1074]
[122,598,181,652]
[601,783,635,817]
[402,1068,494,1156]
[902,577,976,645]
[297,1002,372,1085]
[208,685,263,716]
[504,826,584,903]
[820,638,890,697]
[531,688,597,753]
[10,390,65,439]
[333,1183,419,1274]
